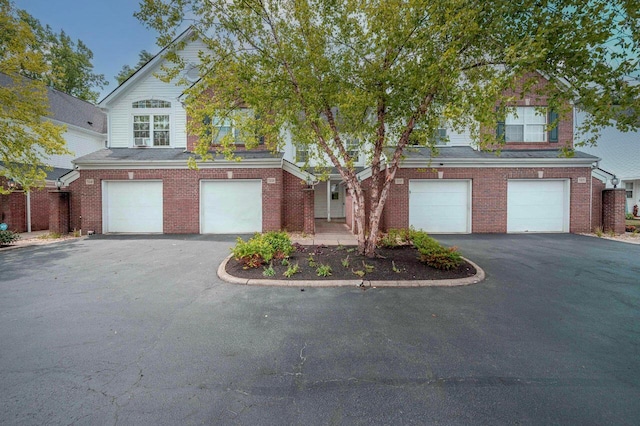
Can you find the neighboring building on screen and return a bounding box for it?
[69,28,612,236]
[0,73,106,232]
[574,109,640,214]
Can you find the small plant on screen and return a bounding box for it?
[362,261,374,273]
[336,244,344,251]
[352,269,365,278]
[594,226,604,237]
[392,261,402,273]
[72,228,81,237]
[307,254,317,267]
[281,258,289,266]
[262,263,275,277]
[316,264,332,277]
[341,255,350,268]
[0,230,20,246]
[283,262,300,278]
[38,232,62,240]
[346,247,356,253]
[377,228,412,248]
[626,213,635,220]
[607,229,616,237]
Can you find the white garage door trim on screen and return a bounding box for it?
[200,179,263,234]
[102,180,163,233]
[409,180,472,233]
[507,179,570,233]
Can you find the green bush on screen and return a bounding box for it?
[626,213,635,220]
[410,229,462,270]
[231,231,294,268]
[377,228,412,248]
[262,231,294,259]
[0,230,20,246]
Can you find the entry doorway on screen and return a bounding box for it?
[314,180,345,221]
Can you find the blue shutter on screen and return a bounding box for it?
[497,121,505,141]
[548,110,559,143]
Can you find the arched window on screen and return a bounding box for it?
[132,100,171,147]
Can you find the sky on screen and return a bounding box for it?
[16,0,162,102]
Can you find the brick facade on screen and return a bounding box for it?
[591,177,605,231]
[602,189,626,235]
[383,166,594,233]
[0,181,50,233]
[29,187,50,231]
[499,73,574,150]
[76,168,311,234]
[49,191,70,234]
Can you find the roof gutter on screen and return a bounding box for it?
[74,157,282,170]
[400,157,599,168]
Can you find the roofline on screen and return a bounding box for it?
[47,117,107,138]
[73,156,282,170]
[98,26,196,106]
[399,156,599,168]
[282,159,316,181]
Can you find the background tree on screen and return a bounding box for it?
[16,8,107,102]
[115,50,155,85]
[0,0,68,193]
[137,0,640,256]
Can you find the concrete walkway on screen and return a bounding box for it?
[291,219,358,246]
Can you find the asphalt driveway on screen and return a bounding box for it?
[1,234,639,425]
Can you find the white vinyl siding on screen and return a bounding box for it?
[200,180,262,233]
[102,181,163,233]
[507,180,569,232]
[409,180,471,233]
[46,128,104,169]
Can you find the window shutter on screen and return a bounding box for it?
[497,121,505,141]
[548,110,559,143]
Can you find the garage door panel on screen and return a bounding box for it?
[201,180,262,234]
[104,181,163,233]
[409,180,470,233]
[507,180,568,233]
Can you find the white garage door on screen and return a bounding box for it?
[409,180,471,233]
[103,181,163,233]
[507,180,569,233]
[201,180,262,234]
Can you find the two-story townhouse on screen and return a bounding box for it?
[70,28,612,236]
[0,72,106,232]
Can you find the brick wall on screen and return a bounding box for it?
[498,72,573,150]
[591,177,605,231]
[29,186,50,231]
[602,189,626,235]
[283,171,308,232]
[68,179,82,232]
[0,191,26,232]
[76,168,284,234]
[49,191,70,234]
[383,166,593,233]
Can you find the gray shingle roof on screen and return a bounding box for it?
[74,148,283,164]
[0,73,106,133]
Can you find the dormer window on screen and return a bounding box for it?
[132,100,171,147]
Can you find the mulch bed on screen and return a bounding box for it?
[225,244,476,281]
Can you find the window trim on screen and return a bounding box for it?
[131,99,173,148]
[503,106,548,143]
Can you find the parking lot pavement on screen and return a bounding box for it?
[1,233,639,425]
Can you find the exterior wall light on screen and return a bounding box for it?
[611,176,620,188]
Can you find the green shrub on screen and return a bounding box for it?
[231,231,294,268]
[262,231,294,259]
[410,229,462,270]
[626,213,635,220]
[0,230,20,245]
[377,228,412,248]
[262,263,275,277]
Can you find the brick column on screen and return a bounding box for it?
[602,188,626,235]
[49,191,70,234]
[303,188,315,235]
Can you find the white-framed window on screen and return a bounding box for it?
[408,127,447,145]
[295,143,308,163]
[505,107,547,142]
[206,109,259,145]
[132,100,171,147]
[626,182,633,199]
[345,137,359,160]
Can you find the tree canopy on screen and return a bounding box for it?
[137,0,640,256]
[0,0,68,193]
[16,7,107,103]
[115,50,155,85]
